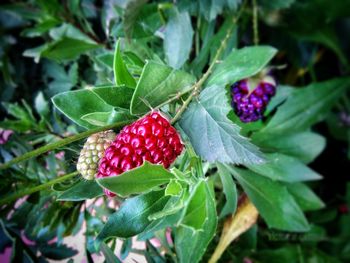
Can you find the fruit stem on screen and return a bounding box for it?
[171,92,195,124]
[0,120,130,170]
[252,0,259,45]
[154,88,194,110]
[0,171,79,206]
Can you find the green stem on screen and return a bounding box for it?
[195,13,201,56]
[171,3,246,124]
[154,88,193,110]
[0,120,130,170]
[171,92,196,124]
[0,171,78,206]
[252,0,259,45]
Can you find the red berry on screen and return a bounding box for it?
[97,111,184,197]
[145,137,157,150]
[130,137,142,148]
[120,146,132,155]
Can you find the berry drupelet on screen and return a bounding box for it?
[97,111,184,197]
[77,130,116,180]
[231,77,276,123]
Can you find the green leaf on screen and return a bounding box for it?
[180,180,207,230]
[252,132,326,164]
[130,61,196,115]
[217,163,238,218]
[258,0,296,9]
[52,89,113,129]
[43,61,78,96]
[97,162,174,197]
[100,243,122,263]
[149,191,188,221]
[39,243,78,260]
[57,180,103,201]
[42,38,100,61]
[287,183,325,211]
[0,101,37,132]
[81,108,133,127]
[164,8,193,69]
[190,18,237,77]
[139,212,182,240]
[165,180,183,196]
[23,44,50,63]
[175,181,217,263]
[265,85,294,116]
[91,85,134,109]
[207,46,277,86]
[35,92,49,119]
[226,165,310,232]
[247,153,322,182]
[113,40,136,88]
[49,23,96,44]
[179,85,264,165]
[259,77,350,135]
[198,0,227,21]
[21,18,59,37]
[96,190,168,244]
[96,52,114,69]
[122,0,148,39]
[294,27,349,67]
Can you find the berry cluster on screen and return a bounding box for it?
[231,79,276,123]
[77,130,116,180]
[97,111,183,197]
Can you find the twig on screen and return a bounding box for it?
[170,2,247,124]
[0,120,130,170]
[0,171,79,206]
[252,0,259,45]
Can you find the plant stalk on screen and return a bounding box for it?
[252,0,259,45]
[171,1,247,124]
[0,171,79,206]
[0,121,130,170]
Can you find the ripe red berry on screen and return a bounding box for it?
[97,111,184,197]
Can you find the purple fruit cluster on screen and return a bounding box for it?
[231,79,276,123]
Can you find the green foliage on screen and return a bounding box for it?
[175,180,217,263]
[179,85,264,165]
[247,153,322,182]
[97,162,174,197]
[257,77,350,135]
[164,8,194,69]
[207,46,277,86]
[57,180,104,201]
[226,165,310,232]
[96,190,169,242]
[130,61,196,115]
[217,163,238,217]
[113,40,136,88]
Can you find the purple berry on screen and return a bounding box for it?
[230,78,276,123]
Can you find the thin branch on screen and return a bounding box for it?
[0,120,130,170]
[0,171,79,206]
[252,0,259,45]
[170,2,247,124]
